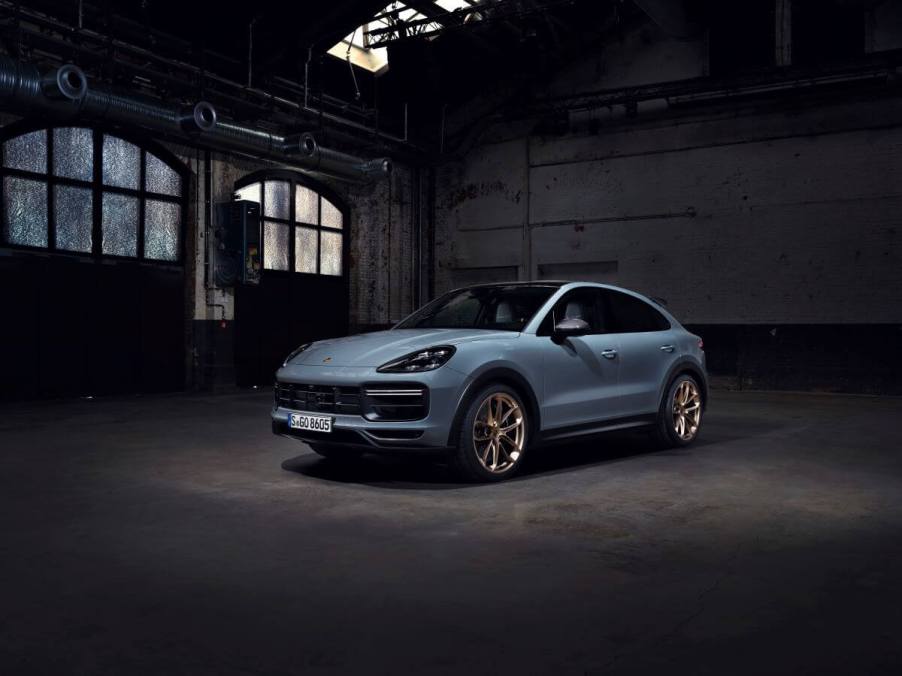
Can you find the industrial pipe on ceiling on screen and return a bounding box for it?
[0,57,391,182]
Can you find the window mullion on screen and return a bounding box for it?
[260,180,266,271]
[92,132,102,258]
[46,129,55,251]
[289,178,296,273]
[137,149,146,260]
[316,195,322,274]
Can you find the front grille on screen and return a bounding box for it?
[276,383,362,415]
[275,382,429,422]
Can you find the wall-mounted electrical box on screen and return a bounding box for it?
[214,200,261,287]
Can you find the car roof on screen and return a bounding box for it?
[453,280,630,293]
[451,280,672,311]
[459,281,566,288]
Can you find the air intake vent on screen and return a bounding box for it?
[363,384,429,422]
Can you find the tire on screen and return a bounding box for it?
[451,384,530,483]
[309,442,363,461]
[651,374,704,448]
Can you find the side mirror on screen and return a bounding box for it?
[553,317,590,341]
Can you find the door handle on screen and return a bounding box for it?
[600,348,618,360]
[659,345,675,353]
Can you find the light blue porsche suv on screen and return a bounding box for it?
[272,282,706,482]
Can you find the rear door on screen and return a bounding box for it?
[602,290,679,416]
[537,287,622,431]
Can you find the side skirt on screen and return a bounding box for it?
[537,414,656,445]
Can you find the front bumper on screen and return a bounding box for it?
[271,363,465,452]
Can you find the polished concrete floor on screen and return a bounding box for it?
[1,389,901,675]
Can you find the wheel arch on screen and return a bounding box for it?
[659,359,709,411]
[446,367,542,447]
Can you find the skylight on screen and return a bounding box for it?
[434,0,472,10]
[327,1,458,74]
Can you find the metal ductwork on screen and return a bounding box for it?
[178,101,217,133]
[0,57,391,182]
[298,133,393,178]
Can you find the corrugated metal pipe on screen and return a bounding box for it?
[0,57,391,182]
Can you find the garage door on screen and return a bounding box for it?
[0,124,187,401]
[232,171,349,386]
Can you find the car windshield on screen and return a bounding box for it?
[395,285,558,331]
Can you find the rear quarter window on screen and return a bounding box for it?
[605,290,671,333]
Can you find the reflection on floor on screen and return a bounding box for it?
[2,390,902,674]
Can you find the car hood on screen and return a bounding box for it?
[290,329,517,368]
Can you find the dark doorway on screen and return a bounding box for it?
[0,124,188,401]
[234,274,349,386]
[231,171,350,386]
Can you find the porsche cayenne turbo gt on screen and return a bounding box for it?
[272,282,706,482]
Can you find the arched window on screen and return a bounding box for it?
[0,125,186,262]
[234,171,346,277]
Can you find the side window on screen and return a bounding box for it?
[604,290,671,333]
[537,288,607,336]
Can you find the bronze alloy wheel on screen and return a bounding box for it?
[472,392,526,474]
[672,379,702,441]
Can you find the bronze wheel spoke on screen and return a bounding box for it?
[473,393,526,474]
[499,417,521,432]
[497,438,513,462]
[499,405,518,425]
[672,380,701,441]
[480,441,492,463]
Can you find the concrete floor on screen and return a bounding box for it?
[2,390,902,675]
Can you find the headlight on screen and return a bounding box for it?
[282,343,311,367]
[377,346,456,373]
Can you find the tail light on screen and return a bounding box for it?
[697,337,704,350]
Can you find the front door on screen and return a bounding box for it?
[537,288,622,431]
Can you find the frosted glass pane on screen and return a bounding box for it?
[321,197,343,229]
[320,230,342,276]
[2,177,47,247]
[295,185,318,224]
[102,136,140,189]
[54,185,92,253]
[235,182,260,203]
[101,192,138,256]
[295,226,318,273]
[145,153,181,197]
[53,128,93,181]
[263,221,289,270]
[145,200,181,261]
[3,130,47,174]
[264,180,290,219]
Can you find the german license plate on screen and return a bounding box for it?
[288,412,333,433]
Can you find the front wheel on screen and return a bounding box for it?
[652,374,703,448]
[451,384,529,482]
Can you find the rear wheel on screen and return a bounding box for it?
[652,374,703,448]
[452,384,529,482]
